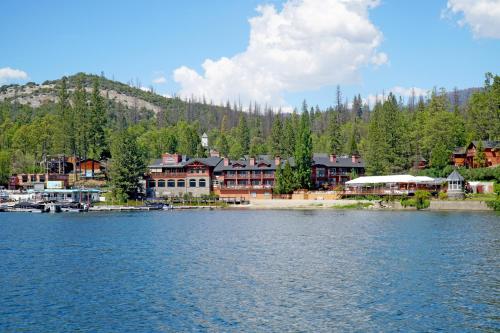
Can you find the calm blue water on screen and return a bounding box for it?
[0,210,498,332]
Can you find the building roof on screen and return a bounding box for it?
[312,153,365,168]
[346,174,435,185]
[148,156,222,168]
[446,170,464,181]
[214,155,293,172]
[454,140,500,155]
[471,140,500,149]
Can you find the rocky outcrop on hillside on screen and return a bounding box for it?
[0,82,164,113]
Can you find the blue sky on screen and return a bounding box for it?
[1,0,499,109]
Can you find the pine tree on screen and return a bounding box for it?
[55,76,72,155]
[88,77,107,176]
[294,109,313,189]
[237,114,250,155]
[270,113,283,156]
[283,116,296,157]
[73,76,89,175]
[216,133,229,157]
[273,164,284,194]
[327,111,341,154]
[109,130,146,201]
[475,140,487,167]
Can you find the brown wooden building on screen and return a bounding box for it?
[452,141,500,168]
[213,155,281,200]
[146,153,222,198]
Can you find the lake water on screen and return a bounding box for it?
[0,210,498,332]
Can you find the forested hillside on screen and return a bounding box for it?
[0,72,498,186]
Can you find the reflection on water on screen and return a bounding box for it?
[0,210,498,332]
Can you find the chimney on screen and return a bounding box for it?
[223,157,229,166]
[162,153,181,165]
[329,154,336,163]
[352,155,359,163]
[249,157,255,166]
[275,156,281,166]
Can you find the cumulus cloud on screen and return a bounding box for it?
[366,86,428,107]
[153,76,167,84]
[174,0,387,109]
[443,0,500,38]
[0,67,28,83]
[140,86,152,92]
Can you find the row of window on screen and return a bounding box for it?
[315,167,362,177]
[225,170,274,176]
[226,180,274,186]
[21,175,46,183]
[148,179,206,188]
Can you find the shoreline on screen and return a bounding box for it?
[1,199,494,213]
[235,199,493,211]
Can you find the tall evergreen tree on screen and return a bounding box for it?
[88,77,107,175]
[327,111,341,154]
[270,113,283,156]
[283,116,296,157]
[72,76,89,175]
[237,114,250,155]
[109,130,146,201]
[294,109,313,189]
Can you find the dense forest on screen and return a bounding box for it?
[0,72,499,189]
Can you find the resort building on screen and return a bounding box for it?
[213,155,284,200]
[146,152,367,199]
[452,141,500,168]
[146,153,222,198]
[311,154,365,188]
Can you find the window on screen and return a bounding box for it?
[264,170,273,176]
[316,168,325,177]
[238,180,248,186]
[158,180,165,188]
[189,179,196,187]
[39,175,46,182]
[31,175,36,182]
[177,180,185,187]
[167,180,175,187]
[252,180,261,186]
[329,168,336,175]
[148,180,156,188]
[251,192,257,198]
[238,170,248,176]
[22,175,28,182]
[199,179,206,187]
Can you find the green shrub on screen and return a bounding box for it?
[401,191,430,210]
[486,197,500,211]
[438,191,448,200]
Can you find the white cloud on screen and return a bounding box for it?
[366,86,428,107]
[444,0,500,38]
[174,0,387,109]
[140,86,152,92]
[0,67,28,83]
[153,76,167,84]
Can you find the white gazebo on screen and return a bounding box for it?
[446,170,465,199]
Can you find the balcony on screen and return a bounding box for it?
[218,185,273,190]
[149,172,186,178]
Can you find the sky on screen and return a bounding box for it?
[1,0,499,110]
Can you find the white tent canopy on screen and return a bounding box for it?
[346,175,435,185]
